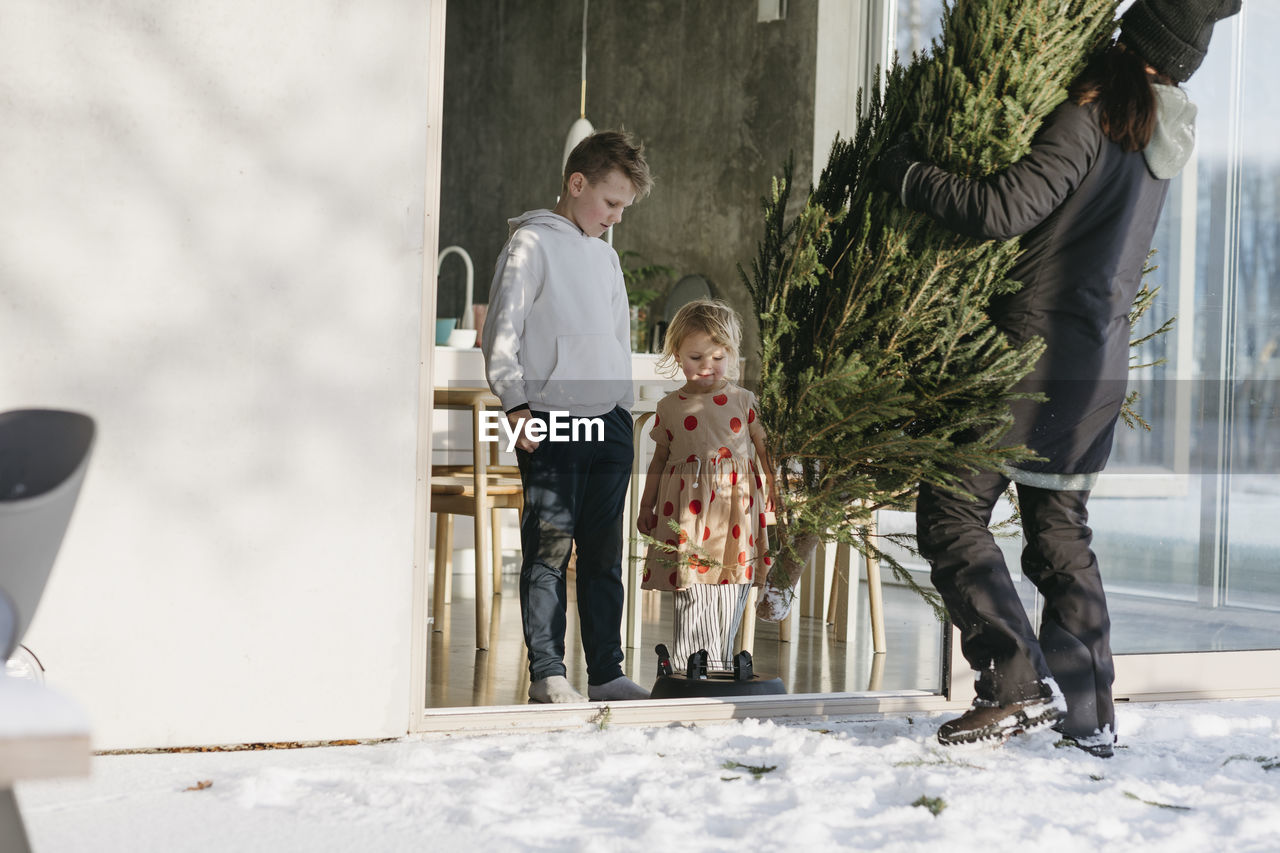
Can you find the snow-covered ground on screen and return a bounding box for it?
[15,698,1280,852]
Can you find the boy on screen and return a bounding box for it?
[482,130,652,703]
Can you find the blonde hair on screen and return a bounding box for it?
[659,298,742,380]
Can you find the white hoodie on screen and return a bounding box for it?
[482,210,633,417]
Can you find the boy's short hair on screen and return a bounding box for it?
[562,130,653,199]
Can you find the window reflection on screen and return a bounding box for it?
[1096,6,1280,650]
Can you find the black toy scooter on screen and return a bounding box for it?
[649,644,785,699]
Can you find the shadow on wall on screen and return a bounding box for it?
[1,2,429,575]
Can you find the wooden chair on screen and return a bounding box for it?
[787,522,886,655]
[431,388,523,650]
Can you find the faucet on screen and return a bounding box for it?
[436,245,474,329]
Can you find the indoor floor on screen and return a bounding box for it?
[426,565,946,709]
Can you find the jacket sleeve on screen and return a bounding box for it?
[902,102,1102,241]
[482,232,543,412]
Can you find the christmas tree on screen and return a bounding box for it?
[748,0,1119,619]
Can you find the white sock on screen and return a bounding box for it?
[528,675,586,704]
[587,675,650,701]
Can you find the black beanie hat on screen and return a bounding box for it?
[1120,0,1243,82]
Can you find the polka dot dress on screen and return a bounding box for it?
[641,381,771,591]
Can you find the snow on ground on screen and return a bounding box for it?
[16,698,1280,852]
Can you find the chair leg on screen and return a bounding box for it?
[737,587,758,655]
[834,543,857,643]
[865,542,886,654]
[491,507,503,596]
[779,575,801,644]
[474,502,493,651]
[1,788,32,853]
[827,548,843,627]
[433,513,453,619]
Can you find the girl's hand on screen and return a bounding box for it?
[638,505,657,536]
[765,477,780,513]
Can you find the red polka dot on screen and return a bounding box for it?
[745,566,754,580]
[713,394,728,406]
[764,555,772,566]
[669,465,675,474]
[709,491,716,503]
[686,454,698,463]
[759,513,767,528]
[665,538,677,547]
[654,414,660,426]
[689,500,702,514]
[695,559,710,575]
[730,417,742,433]
[732,524,741,539]
[755,474,763,488]
[738,551,747,565]
[678,529,689,544]
[702,527,711,542]
[665,429,674,442]
[749,534,755,547]
[678,394,687,400]
[717,446,732,459]
[669,571,678,586]
[663,501,674,516]
[642,568,651,582]
[679,478,686,491]
[684,415,698,431]
[748,495,754,508]
[731,471,739,485]
[748,408,756,423]
[719,579,730,584]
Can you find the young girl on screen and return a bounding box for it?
[638,299,778,671]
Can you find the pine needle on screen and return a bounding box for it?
[912,795,947,816]
[721,760,777,780]
[1123,791,1191,811]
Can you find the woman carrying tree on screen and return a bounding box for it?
[878,0,1240,756]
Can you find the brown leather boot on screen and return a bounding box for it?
[937,684,1067,746]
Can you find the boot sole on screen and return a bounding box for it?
[937,702,1067,746]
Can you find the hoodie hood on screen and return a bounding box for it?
[1145,83,1197,179]
[507,209,584,239]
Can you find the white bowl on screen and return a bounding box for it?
[446,328,477,348]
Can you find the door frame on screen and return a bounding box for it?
[408,0,1280,737]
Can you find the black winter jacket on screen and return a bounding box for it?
[903,100,1172,476]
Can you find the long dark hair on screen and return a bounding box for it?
[1070,42,1173,152]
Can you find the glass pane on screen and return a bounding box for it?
[895,0,944,60]
[1224,3,1280,618]
[1093,9,1280,653]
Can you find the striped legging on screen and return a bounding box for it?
[672,583,751,672]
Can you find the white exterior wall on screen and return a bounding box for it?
[1,0,435,749]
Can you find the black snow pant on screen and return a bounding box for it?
[916,468,1115,739]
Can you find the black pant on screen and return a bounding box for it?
[917,469,1115,738]
[515,406,632,685]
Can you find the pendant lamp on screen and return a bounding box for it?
[561,0,595,170]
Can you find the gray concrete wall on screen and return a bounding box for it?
[440,0,817,371]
